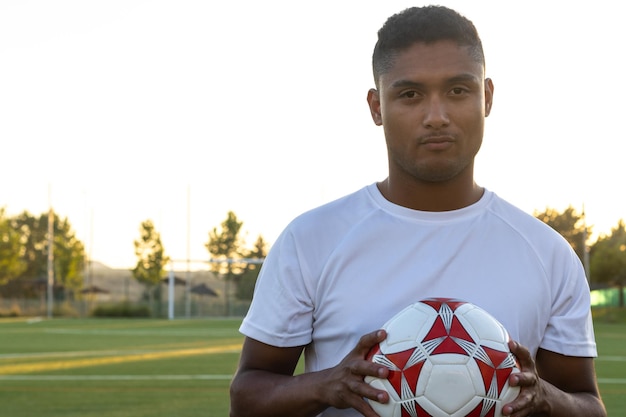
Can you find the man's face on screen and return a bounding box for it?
[368,40,493,185]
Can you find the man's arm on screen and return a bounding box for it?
[503,342,606,417]
[229,331,390,417]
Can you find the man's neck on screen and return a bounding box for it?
[376,176,484,212]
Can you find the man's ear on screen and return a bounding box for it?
[484,78,494,117]
[367,88,383,126]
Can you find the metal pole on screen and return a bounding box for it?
[47,185,54,318]
[168,262,174,320]
[225,270,230,317]
[185,185,191,318]
[582,204,591,283]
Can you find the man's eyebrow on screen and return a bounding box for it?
[447,73,481,84]
[390,79,425,89]
[389,73,481,89]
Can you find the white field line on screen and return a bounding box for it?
[43,328,236,337]
[598,378,626,385]
[596,356,626,384]
[0,374,233,381]
[1,374,625,385]
[596,356,626,361]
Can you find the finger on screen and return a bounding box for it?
[354,330,390,379]
[351,378,390,404]
[502,387,534,417]
[344,379,390,417]
[507,341,537,390]
[504,341,538,416]
[355,329,387,355]
[508,339,533,369]
[349,396,384,417]
[322,370,389,415]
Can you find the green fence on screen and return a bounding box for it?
[0,297,251,318]
[591,287,625,307]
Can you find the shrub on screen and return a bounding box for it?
[592,306,626,324]
[91,302,151,318]
[54,302,80,318]
[0,303,21,317]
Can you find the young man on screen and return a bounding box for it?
[230,6,606,417]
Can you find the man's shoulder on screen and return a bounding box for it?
[486,192,570,246]
[288,185,378,232]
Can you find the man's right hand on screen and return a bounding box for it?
[316,329,390,416]
[230,330,390,417]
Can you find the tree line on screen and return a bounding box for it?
[0,209,268,303]
[534,206,626,305]
[0,208,84,299]
[132,211,268,308]
[1,206,625,305]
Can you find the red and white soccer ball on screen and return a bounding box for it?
[365,298,520,417]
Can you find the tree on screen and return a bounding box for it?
[205,211,246,275]
[132,220,168,313]
[52,216,86,294]
[2,211,85,298]
[206,211,247,315]
[534,206,591,264]
[0,208,27,285]
[236,235,268,300]
[590,220,626,307]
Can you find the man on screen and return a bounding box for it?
[230,6,606,417]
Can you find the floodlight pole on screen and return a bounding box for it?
[582,204,591,283]
[168,261,175,320]
[47,185,54,319]
[185,185,191,318]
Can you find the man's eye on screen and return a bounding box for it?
[402,91,418,98]
[450,87,466,95]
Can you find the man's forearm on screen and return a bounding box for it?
[536,380,606,417]
[230,369,328,417]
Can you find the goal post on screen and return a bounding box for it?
[166,258,265,320]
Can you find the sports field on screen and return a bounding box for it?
[0,317,624,416]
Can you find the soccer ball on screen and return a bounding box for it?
[365,298,520,417]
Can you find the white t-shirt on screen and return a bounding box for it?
[240,184,596,415]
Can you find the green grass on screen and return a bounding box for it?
[0,316,624,416]
[0,318,243,417]
[594,322,626,416]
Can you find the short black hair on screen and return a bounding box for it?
[372,6,485,86]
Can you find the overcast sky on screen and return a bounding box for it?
[1,0,624,269]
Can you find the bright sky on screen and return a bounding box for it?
[1,0,624,270]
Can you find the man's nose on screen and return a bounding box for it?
[422,96,450,129]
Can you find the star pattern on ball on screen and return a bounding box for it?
[466,399,497,417]
[421,299,476,356]
[369,346,428,401]
[401,399,433,417]
[474,345,519,398]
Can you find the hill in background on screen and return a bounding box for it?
[86,261,224,303]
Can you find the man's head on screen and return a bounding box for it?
[366,6,493,204]
[372,6,485,88]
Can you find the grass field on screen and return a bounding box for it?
[0,318,242,417]
[0,317,624,416]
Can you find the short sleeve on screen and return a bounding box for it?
[540,246,597,357]
[239,228,315,347]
